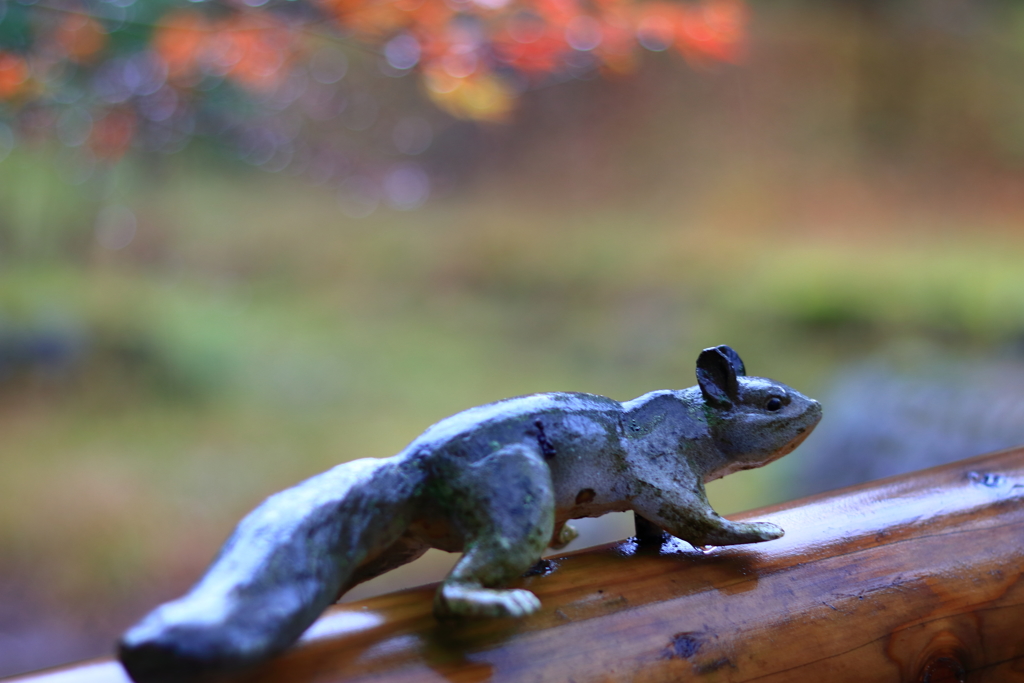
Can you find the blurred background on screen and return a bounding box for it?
[5,0,1024,675]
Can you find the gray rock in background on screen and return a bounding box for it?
[795,359,1024,496]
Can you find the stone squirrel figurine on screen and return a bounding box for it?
[118,345,822,682]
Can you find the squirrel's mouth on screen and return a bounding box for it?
[775,405,822,456]
[763,414,820,465]
[778,427,812,456]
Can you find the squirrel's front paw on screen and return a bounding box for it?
[434,585,541,619]
[744,521,784,542]
[706,520,784,545]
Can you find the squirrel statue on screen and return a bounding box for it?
[118,345,822,682]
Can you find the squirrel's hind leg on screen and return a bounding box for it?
[549,521,578,550]
[434,444,554,619]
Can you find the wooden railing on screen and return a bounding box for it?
[7,447,1024,683]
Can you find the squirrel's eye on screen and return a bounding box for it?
[765,397,783,411]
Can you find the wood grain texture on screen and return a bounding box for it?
[9,448,1024,683]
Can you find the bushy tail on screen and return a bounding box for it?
[118,457,424,683]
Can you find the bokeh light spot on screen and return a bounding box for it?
[261,144,294,173]
[123,52,168,96]
[55,14,108,62]
[472,0,509,9]
[384,163,430,210]
[425,72,514,121]
[637,15,675,52]
[94,206,137,250]
[385,35,420,71]
[392,117,432,155]
[138,87,178,122]
[0,53,28,99]
[94,59,133,103]
[90,108,137,159]
[441,51,477,79]
[565,16,602,52]
[425,68,460,94]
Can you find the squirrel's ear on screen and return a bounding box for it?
[696,346,740,408]
[717,345,746,377]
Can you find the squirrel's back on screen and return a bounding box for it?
[402,391,623,457]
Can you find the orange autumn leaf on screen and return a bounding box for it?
[2,0,749,136]
[53,13,108,62]
[0,52,29,100]
[493,30,566,74]
[531,0,578,28]
[319,0,410,37]
[153,11,299,93]
[675,0,746,64]
[216,15,297,91]
[153,12,210,81]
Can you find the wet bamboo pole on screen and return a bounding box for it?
[8,447,1024,683]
